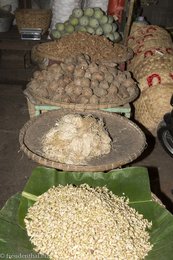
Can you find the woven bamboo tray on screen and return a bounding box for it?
[134,84,173,135]
[31,40,133,69]
[24,86,139,111]
[15,9,52,34]
[19,109,146,172]
[25,94,132,119]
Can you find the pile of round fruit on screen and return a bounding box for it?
[27,53,138,106]
[51,7,121,42]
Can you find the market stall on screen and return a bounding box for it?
[0,1,173,259]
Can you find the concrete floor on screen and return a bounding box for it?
[0,83,173,212]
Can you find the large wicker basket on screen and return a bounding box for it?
[31,35,133,69]
[132,56,173,91]
[128,33,172,51]
[24,84,139,111]
[15,9,52,34]
[129,22,147,38]
[128,24,172,57]
[129,24,170,40]
[134,84,173,136]
[132,40,173,56]
[138,71,173,92]
[128,47,173,72]
[133,55,173,78]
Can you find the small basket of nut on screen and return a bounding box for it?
[15,8,52,34]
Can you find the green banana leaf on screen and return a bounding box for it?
[0,194,47,260]
[1,166,173,259]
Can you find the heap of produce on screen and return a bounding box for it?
[42,114,112,165]
[25,184,153,260]
[27,53,137,105]
[51,7,121,42]
[33,32,132,66]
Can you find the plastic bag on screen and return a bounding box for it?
[51,0,83,29]
[83,0,108,12]
[0,0,18,13]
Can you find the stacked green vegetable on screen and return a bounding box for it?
[51,7,121,42]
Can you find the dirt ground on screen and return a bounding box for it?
[0,83,173,213]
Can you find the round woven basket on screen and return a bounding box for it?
[24,84,139,111]
[138,71,173,92]
[31,37,133,69]
[128,47,173,72]
[128,31,171,49]
[134,84,173,136]
[19,109,146,172]
[129,22,148,38]
[132,55,173,91]
[15,9,52,34]
[128,33,172,50]
[31,45,53,69]
[132,40,173,55]
[129,24,170,40]
[133,55,173,78]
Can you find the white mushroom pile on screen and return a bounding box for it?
[42,114,111,165]
[25,184,153,260]
[27,53,137,105]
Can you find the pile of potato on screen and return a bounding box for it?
[27,54,137,105]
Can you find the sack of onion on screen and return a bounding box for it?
[27,53,138,106]
[25,184,153,260]
[42,114,112,165]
